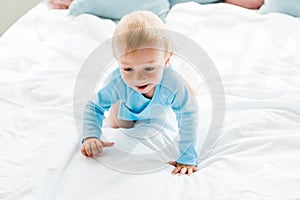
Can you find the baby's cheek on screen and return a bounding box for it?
[121,74,132,85]
[153,71,164,83]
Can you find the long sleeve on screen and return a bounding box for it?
[82,78,120,141]
[170,79,199,166]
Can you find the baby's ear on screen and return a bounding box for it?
[164,52,173,67]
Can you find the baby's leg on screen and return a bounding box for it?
[109,101,135,129]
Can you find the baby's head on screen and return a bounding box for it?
[112,11,172,98]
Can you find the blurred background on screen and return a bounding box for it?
[0,0,41,36]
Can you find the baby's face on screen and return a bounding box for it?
[118,48,171,98]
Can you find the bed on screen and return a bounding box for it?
[1,1,300,200]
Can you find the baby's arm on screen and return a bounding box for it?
[169,75,199,175]
[81,78,120,157]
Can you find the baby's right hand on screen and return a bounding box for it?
[81,137,114,157]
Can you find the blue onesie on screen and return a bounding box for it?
[83,66,199,165]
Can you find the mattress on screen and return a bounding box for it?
[0,2,300,200]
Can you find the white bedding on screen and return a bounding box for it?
[1,2,300,200]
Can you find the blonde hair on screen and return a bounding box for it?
[112,11,170,57]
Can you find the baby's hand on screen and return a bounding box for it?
[81,137,114,157]
[168,161,198,176]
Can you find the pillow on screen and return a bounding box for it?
[169,0,221,7]
[69,0,170,21]
[259,0,300,17]
[224,0,264,9]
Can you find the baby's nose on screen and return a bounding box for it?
[135,71,145,81]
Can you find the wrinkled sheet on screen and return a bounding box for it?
[1,2,300,200]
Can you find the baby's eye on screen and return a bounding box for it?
[145,67,155,71]
[123,68,133,72]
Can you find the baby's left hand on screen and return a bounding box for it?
[168,161,198,176]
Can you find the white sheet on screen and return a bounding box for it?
[1,2,300,200]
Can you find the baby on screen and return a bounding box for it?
[81,11,199,175]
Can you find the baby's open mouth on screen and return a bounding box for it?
[136,84,148,90]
